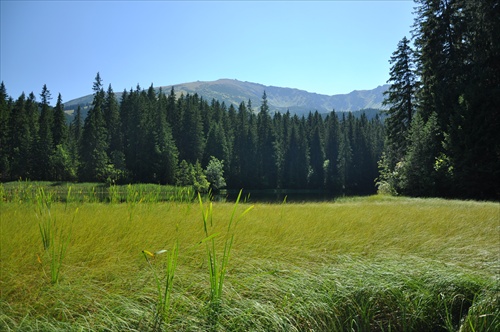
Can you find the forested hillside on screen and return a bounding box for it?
[63,79,388,118]
[0,76,384,195]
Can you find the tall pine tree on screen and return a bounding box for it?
[383,36,418,168]
[0,82,10,179]
[79,73,109,182]
[52,93,67,148]
[257,91,277,188]
[36,84,54,180]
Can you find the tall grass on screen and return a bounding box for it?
[198,190,254,328]
[35,188,74,284]
[142,241,179,330]
[0,195,498,331]
[0,180,198,204]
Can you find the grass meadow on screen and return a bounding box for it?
[0,185,499,331]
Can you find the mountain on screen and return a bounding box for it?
[63,79,388,117]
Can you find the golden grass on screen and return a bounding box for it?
[0,196,498,330]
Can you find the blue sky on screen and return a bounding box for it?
[1,1,415,103]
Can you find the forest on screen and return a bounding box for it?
[0,77,384,195]
[378,0,499,200]
[1,0,498,200]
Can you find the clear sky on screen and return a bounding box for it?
[1,1,415,103]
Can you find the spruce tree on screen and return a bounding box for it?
[308,124,325,189]
[52,93,67,148]
[337,114,353,194]
[25,92,39,177]
[244,111,259,188]
[68,105,83,177]
[383,36,418,168]
[8,93,30,179]
[79,73,109,182]
[444,0,500,198]
[0,82,10,179]
[166,87,181,142]
[178,94,205,164]
[204,121,229,166]
[36,84,54,180]
[409,0,500,199]
[104,84,122,155]
[257,91,276,187]
[146,88,178,184]
[324,112,341,193]
[400,112,441,197]
[283,116,309,189]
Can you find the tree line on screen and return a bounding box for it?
[379,0,499,200]
[0,74,385,195]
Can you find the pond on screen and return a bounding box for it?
[214,189,340,203]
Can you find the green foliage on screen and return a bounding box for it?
[378,113,441,197]
[378,0,500,199]
[176,160,193,187]
[205,156,226,191]
[0,82,10,180]
[51,144,77,181]
[175,160,210,193]
[142,240,179,329]
[193,161,210,193]
[178,93,205,164]
[198,190,254,327]
[35,188,74,284]
[1,76,386,195]
[399,112,441,196]
[382,36,417,168]
[52,93,67,148]
[79,73,109,182]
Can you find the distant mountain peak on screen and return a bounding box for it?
[64,79,389,116]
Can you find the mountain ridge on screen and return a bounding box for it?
[64,79,389,116]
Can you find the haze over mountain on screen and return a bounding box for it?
[64,79,389,117]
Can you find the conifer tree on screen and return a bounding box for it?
[407,0,500,199]
[231,101,256,188]
[400,112,441,197]
[36,84,54,180]
[70,106,83,146]
[147,88,178,184]
[324,112,341,193]
[283,117,309,189]
[67,105,83,177]
[204,121,229,166]
[383,36,418,168]
[308,124,325,189]
[245,112,260,188]
[79,73,109,182]
[444,0,500,198]
[0,82,10,179]
[337,114,353,194]
[25,92,39,177]
[104,84,122,155]
[273,112,286,188]
[257,91,276,187]
[178,94,205,164]
[8,93,30,178]
[166,87,181,142]
[52,93,67,148]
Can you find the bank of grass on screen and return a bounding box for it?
[0,181,196,203]
[0,195,498,331]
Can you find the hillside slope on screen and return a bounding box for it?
[64,79,388,116]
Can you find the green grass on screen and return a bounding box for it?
[0,195,498,331]
[0,181,197,204]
